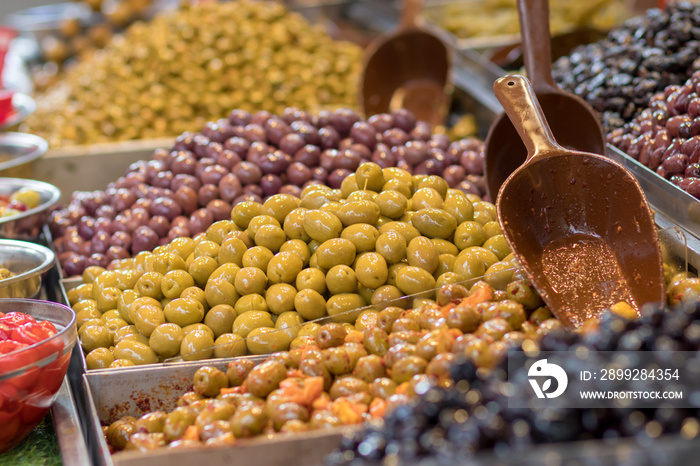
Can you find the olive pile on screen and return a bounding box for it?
[21,1,363,147]
[67,161,514,368]
[50,107,486,277]
[552,1,700,132]
[102,277,560,452]
[608,70,700,198]
[33,0,153,77]
[330,280,700,464]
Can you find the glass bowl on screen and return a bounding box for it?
[0,299,76,453]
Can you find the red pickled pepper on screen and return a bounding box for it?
[0,312,58,355]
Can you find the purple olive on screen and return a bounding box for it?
[207,199,232,222]
[228,109,252,126]
[260,174,283,197]
[132,226,159,254]
[148,215,171,237]
[198,184,219,207]
[189,209,214,236]
[232,162,263,185]
[216,150,242,170]
[318,126,340,150]
[111,231,132,249]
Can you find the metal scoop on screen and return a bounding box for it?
[494,75,664,329]
[359,0,452,127]
[484,0,606,201]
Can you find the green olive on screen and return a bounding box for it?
[340,223,379,253]
[283,208,311,241]
[149,323,185,358]
[294,289,327,320]
[396,266,436,297]
[295,268,327,294]
[407,236,439,274]
[246,326,292,354]
[375,190,408,219]
[326,293,366,324]
[206,220,239,245]
[267,251,303,284]
[325,265,357,294]
[161,269,195,299]
[316,238,356,270]
[131,302,165,338]
[355,162,385,191]
[354,252,388,289]
[180,329,215,361]
[213,333,247,358]
[205,278,240,308]
[233,310,274,338]
[152,252,187,275]
[218,237,248,266]
[453,251,486,283]
[234,293,268,315]
[262,194,301,225]
[81,323,113,353]
[303,210,343,243]
[234,267,268,296]
[411,208,457,239]
[275,311,304,340]
[164,297,205,327]
[203,304,237,338]
[255,224,287,253]
[265,283,297,315]
[411,187,444,210]
[114,340,159,365]
[169,237,197,260]
[188,256,219,288]
[279,239,310,266]
[232,201,263,229]
[443,191,474,224]
[378,222,421,249]
[241,246,274,272]
[375,231,407,264]
[86,347,115,370]
[337,200,381,227]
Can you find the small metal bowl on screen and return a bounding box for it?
[0,132,49,179]
[0,239,55,298]
[0,178,61,240]
[0,94,37,131]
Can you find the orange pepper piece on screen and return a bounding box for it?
[369,397,386,418]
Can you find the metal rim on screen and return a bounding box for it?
[0,176,61,225]
[0,132,49,171]
[0,239,56,288]
[0,94,37,131]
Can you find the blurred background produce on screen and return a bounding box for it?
[19,0,363,147]
[425,0,632,42]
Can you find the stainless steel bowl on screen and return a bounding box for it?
[0,94,37,131]
[0,239,55,298]
[7,3,101,46]
[0,133,49,179]
[0,178,60,240]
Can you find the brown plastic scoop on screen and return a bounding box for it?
[359,0,452,127]
[494,75,664,329]
[484,0,606,201]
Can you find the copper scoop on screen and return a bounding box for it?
[359,0,452,127]
[494,75,664,329]
[484,0,605,201]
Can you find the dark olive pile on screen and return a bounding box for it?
[50,107,486,277]
[329,284,700,464]
[608,71,700,198]
[553,1,700,132]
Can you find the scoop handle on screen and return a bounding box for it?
[493,75,562,159]
[517,0,558,94]
[400,0,423,29]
